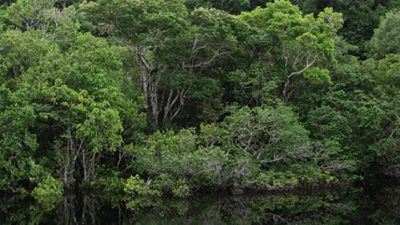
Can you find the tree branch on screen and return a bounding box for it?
[184,51,230,69]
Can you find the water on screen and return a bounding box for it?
[1,183,399,225]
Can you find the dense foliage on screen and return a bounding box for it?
[0,0,399,209]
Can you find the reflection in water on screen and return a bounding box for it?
[1,185,400,225]
[61,194,98,225]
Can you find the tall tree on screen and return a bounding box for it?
[80,0,247,130]
[369,10,400,59]
[239,0,342,103]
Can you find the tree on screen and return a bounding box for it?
[370,10,400,59]
[361,54,400,176]
[239,0,342,103]
[2,0,79,46]
[0,30,55,192]
[299,0,400,57]
[222,104,311,164]
[80,0,247,130]
[0,103,37,192]
[0,31,145,190]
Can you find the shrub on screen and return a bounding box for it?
[31,175,63,210]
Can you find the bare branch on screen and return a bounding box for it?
[184,51,230,69]
[138,53,151,72]
[288,55,317,79]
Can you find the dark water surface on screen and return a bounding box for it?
[1,182,400,225]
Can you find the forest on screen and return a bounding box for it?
[0,0,400,211]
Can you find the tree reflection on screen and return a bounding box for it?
[1,186,400,225]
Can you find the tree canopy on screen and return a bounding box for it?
[0,0,399,211]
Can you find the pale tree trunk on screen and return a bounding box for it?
[81,150,100,183]
[136,35,230,130]
[63,133,79,189]
[149,70,159,130]
[161,89,189,125]
[138,49,160,131]
[62,131,88,188]
[282,55,317,104]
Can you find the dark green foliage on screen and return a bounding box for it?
[299,0,400,57]
[370,10,400,59]
[0,0,399,205]
[183,0,252,14]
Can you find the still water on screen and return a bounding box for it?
[1,183,399,225]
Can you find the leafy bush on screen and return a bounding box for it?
[31,175,63,210]
[131,128,231,194]
[222,105,311,163]
[124,175,161,197]
[172,178,191,198]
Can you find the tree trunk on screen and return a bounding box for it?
[63,136,76,189]
[282,77,291,104]
[149,71,159,130]
[138,51,160,132]
[142,70,159,132]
